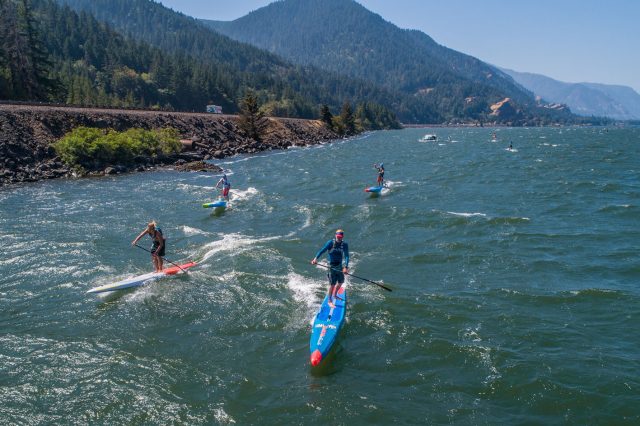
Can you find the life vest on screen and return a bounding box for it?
[150,228,165,245]
[328,239,345,265]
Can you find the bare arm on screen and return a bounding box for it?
[132,229,148,246]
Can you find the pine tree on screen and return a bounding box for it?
[0,0,11,98]
[0,0,26,98]
[0,0,58,100]
[21,0,58,99]
[320,104,333,129]
[238,90,268,140]
[340,101,355,135]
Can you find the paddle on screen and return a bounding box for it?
[316,262,392,292]
[134,244,188,273]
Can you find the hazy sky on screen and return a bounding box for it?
[158,0,640,93]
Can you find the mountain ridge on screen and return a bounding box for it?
[202,0,581,125]
[501,68,640,120]
[202,0,522,93]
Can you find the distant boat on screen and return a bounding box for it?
[418,134,437,142]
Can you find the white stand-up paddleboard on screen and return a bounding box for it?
[87,262,197,293]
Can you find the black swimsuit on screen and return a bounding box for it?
[150,229,165,257]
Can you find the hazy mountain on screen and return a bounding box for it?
[501,68,640,120]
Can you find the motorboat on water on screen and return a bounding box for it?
[418,134,437,142]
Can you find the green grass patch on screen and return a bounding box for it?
[54,127,181,171]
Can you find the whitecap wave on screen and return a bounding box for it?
[383,180,402,190]
[213,406,236,424]
[231,187,259,201]
[446,211,488,218]
[294,205,312,231]
[199,232,281,263]
[182,225,210,236]
[286,271,324,316]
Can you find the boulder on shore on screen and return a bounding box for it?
[174,161,223,173]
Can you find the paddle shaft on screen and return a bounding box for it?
[317,262,392,292]
[134,244,187,273]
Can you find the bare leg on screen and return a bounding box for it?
[327,284,336,307]
[153,254,162,272]
[333,282,343,300]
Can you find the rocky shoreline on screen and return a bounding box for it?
[0,104,339,186]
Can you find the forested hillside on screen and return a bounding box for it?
[1,0,608,125]
[0,0,400,129]
[51,0,401,124]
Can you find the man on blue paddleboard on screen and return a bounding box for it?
[132,221,166,272]
[216,173,231,201]
[311,229,350,308]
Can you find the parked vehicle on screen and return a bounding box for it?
[206,104,223,114]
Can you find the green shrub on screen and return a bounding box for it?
[54,126,182,170]
[53,127,104,169]
[154,128,182,155]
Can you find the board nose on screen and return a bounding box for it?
[310,349,322,366]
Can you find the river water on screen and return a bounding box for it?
[1,127,639,424]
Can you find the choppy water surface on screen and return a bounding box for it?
[1,127,639,424]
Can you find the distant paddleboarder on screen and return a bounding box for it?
[374,162,385,186]
[311,229,350,308]
[132,221,165,272]
[216,173,231,201]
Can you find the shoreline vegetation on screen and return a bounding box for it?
[0,84,402,186]
[53,127,183,174]
[0,104,340,187]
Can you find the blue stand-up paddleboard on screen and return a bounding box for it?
[365,185,383,194]
[310,284,347,366]
[202,199,227,209]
